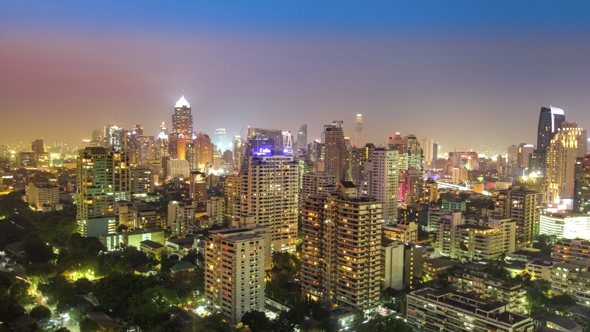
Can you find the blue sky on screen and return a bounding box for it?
[1,1,590,152]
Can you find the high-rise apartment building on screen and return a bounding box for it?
[533,106,566,174]
[574,155,590,214]
[76,147,117,237]
[301,184,383,310]
[349,143,374,187]
[131,166,153,197]
[300,172,335,206]
[234,150,298,253]
[324,126,349,182]
[204,229,266,323]
[361,148,399,221]
[224,175,240,222]
[422,178,439,204]
[505,186,539,247]
[545,122,587,205]
[189,171,207,211]
[421,137,433,167]
[31,139,44,154]
[168,200,196,235]
[195,133,214,169]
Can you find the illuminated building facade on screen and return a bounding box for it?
[355,114,362,147]
[540,213,590,241]
[533,106,566,174]
[574,156,590,214]
[300,171,335,207]
[407,288,533,332]
[189,171,207,211]
[204,229,266,323]
[361,148,399,221]
[234,150,298,253]
[505,186,539,247]
[76,147,116,237]
[324,126,349,182]
[545,122,587,205]
[301,184,383,310]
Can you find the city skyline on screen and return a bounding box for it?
[2,1,590,151]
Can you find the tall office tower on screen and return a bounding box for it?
[421,137,433,167]
[324,126,349,182]
[301,184,383,310]
[297,124,307,153]
[205,229,266,323]
[361,148,399,222]
[507,144,519,175]
[133,124,144,136]
[546,122,587,205]
[156,127,169,160]
[92,129,104,147]
[234,150,298,253]
[300,172,336,206]
[195,133,214,169]
[31,139,44,153]
[172,95,193,136]
[355,114,363,147]
[76,147,116,237]
[533,106,566,174]
[432,142,439,162]
[113,150,131,201]
[405,135,424,172]
[518,143,535,170]
[189,171,207,211]
[138,136,156,162]
[105,125,124,151]
[505,186,538,247]
[214,128,227,151]
[282,131,293,155]
[574,156,590,214]
[124,129,140,165]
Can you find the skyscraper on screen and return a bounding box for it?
[574,156,590,214]
[505,186,539,247]
[533,106,566,174]
[546,122,587,205]
[234,149,298,253]
[355,114,362,147]
[324,126,349,182]
[405,135,424,172]
[297,124,307,153]
[76,147,116,237]
[215,128,227,150]
[169,96,193,159]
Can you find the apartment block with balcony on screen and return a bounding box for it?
[301,183,383,310]
[552,238,590,262]
[204,229,266,323]
[551,260,590,305]
[407,288,533,332]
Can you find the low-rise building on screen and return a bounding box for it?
[26,181,60,210]
[407,288,533,332]
[551,260,590,305]
[140,240,167,260]
[383,221,418,244]
[423,258,457,277]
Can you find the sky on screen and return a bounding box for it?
[1,1,590,154]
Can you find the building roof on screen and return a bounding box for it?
[175,95,190,108]
[424,258,457,269]
[339,181,356,188]
[140,240,164,249]
[532,313,583,332]
[170,261,197,272]
[87,312,122,328]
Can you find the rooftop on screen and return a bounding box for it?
[140,240,164,249]
[170,261,197,272]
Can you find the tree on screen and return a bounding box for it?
[318,316,339,332]
[363,316,413,332]
[272,311,297,332]
[116,224,128,233]
[241,310,270,332]
[55,328,71,332]
[79,317,100,332]
[9,279,33,304]
[268,252,301,286]
[23,237,55,264]
[30,305,51,322]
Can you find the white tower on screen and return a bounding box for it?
[355,114,363,147]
